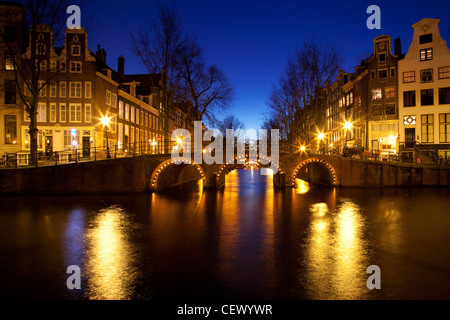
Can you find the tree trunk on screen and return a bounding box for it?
[29,105,38,166]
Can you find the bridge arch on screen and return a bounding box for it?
[291,158,338,187]
[151,159,206,191]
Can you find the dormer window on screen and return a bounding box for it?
[71,45,81,56]
[378,53,386,62]
[420,48,433,61]
[70,61,82,73]
[36,43,46,55]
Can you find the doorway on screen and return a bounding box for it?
[405,128,416,149]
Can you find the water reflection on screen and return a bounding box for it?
[84,205,138,300]
[303,198,368,300]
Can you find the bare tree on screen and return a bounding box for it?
[266,38,343,151]
[131,1,185,151]
[175,37,234,125]
[1,0,69,165]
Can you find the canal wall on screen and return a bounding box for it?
[0,155,169,195]
[338,159,450,187]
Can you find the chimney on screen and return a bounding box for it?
[96,45,107,65]
[118,55,125,79]
[394,37,402,56]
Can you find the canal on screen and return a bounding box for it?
[1,169,450,300]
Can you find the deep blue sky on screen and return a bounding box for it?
[78,0,450,131]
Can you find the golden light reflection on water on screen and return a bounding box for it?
[84,206,137,300]
[304,199,368,300]
[295,178,311,194]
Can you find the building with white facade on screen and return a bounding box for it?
[399,18,450,163]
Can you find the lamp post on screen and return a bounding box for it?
[317,132,325,153]
[344,121,353,148]
[101,116,111,159]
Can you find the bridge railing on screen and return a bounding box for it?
[0,141,178,169]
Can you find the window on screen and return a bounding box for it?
[5,52,14,70]
[60,61,66,72]
[439,114,450,143]
[403,71,415,83]
[119,101,124,118]
[420,34,433,44]
[70,61,82,73]
[131,106,135,123]
[420,48,433,61]
[371,71,376,80]
[421,89,434,106]
[40,60,47,71]
[50,60,57,72]
[125,104,130,121]
[404,91,416,107]
[60,104,67,122]
[50,83,57,97]
[64,130,79,150]
[4,81,16,104]
[378,69,388,79]
[60,82,66,98]
[372,89,382,100]
[421,114,434,143]
[38,81,47,97]
[85,82,92,99]
[36,43,45,55]
[69,104,82,123]
[4,115,17,144]
[439,88,450,105]
[385,104,396,115]
[379,53,386,62]
[37,103,46,122]
[85,104,91,123]
[69,82,82,98]
[390,67,396,78]
[421,69,433,83]
[439,66,450,79]
[112,94,117,108]
[50,104,57,123]
[106,91,111,106]
[71,45,81,56]
[372,105,382,116]
[385,87,396,99]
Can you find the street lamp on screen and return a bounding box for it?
[101,116,111,159]
[317,132,325,152]
[344,121,353,147]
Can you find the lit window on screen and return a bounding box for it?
[69,104,82,123]
[50,104,57,123]
[60,104,67,122]
[385,87,396,99]
[5,53,15,70]
[69,82,82,98]
[439,114,450,143]
[50,83,57,97]
[420,48,433,61]
[372,89,382,100]
[403,71,415,83]
[421,114,434,143]
[85,104,91,123]
[60,82,66,98]
[37,103,47,122]
[85,82,92,99]
[106,91,111,106]
[438,66,450,79]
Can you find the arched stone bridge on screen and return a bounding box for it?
[1,152,449,195]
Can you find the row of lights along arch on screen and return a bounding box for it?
[291,159,337,186]
[151,160,206,188]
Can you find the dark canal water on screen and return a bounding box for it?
[1,169,450,300]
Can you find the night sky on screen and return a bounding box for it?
[78,0,450,131]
